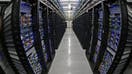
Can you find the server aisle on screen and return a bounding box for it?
[48,22,93,74]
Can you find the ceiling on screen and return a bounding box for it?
[48,0,104,20]
[58,0,83,20]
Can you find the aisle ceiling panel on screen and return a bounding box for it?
[46,0,103,19]
[58,0,81,19]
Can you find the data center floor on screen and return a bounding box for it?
[48,23,93,74]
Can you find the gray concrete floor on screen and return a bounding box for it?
[48,23,93,74]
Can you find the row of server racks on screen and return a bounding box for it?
[0,0,66,74]
[73,0,132,74]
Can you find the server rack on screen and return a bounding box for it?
[0,2,18,74]
[1,0,48,74]
[73,12,90,49]
[41,5,53,65]
[38,2,49,70]
[32,0,49,73]
[0,19,15,74]
[43,7,55,63]
[84,10,93,50]
[86,9,94,57]
[86,2,109,71]
[87,7,99,69]
[79,13,91,49]
[47,8,55,59]
[37,1,57,71]
[52,13,59,49]
[73,10,93,50]
[0,7,15,73]
[95,0,132,74]
[0,40,15,74]
[77,13,87,49]
[123,2,132,74]
[2,2,27,74]
[53,13,66,49]
[73,18,80,45]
